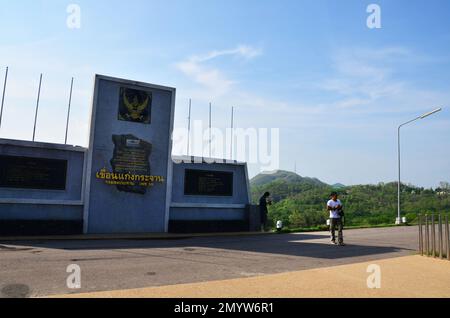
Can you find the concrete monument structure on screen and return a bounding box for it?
[0,75,255,236]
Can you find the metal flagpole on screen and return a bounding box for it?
[65,77,74,145]
[187,98,192,156]
[0,66,8,129]
[397,124,402,224]
[32,73,43,142]
[230,107,234,160]
[209,102,212,158]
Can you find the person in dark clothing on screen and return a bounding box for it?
[259,192,272,231]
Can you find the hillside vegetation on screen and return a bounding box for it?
[251,171,450,229]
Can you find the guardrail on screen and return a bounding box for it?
[418,213,450,260]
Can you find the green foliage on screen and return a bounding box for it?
[251,178,450,230]
[250,170,326,188]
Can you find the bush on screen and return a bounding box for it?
[254,180,450,231]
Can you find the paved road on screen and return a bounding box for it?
[0,226,418,298]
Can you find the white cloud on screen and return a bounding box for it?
[316,47,450,114]
[193,45,262,63]
[176,60,235,98]
[317,47,415,110]
[174,45,262,98]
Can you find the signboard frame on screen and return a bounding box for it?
[0,155,67,191]
[184,169,234,197]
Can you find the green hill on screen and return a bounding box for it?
[251,170,326,187]
[251,170,328,203]
[250,172,450,230]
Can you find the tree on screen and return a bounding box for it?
[439,181,450,191]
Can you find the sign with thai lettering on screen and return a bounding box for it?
[95,134,164,195]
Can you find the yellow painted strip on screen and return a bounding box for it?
[48,255,450,298]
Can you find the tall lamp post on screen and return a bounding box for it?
[397,107,442,224]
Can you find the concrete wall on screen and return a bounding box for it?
[0,138,86,223]
[169,156,251,232]
[0,75,254,236]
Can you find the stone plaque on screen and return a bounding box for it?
[109,134,153,194]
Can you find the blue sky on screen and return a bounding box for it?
[0,0,449,187]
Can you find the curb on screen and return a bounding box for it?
[0,231,273,242]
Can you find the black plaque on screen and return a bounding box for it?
[184,169,233,196]
[110,134,152,194]
[118,87,152,124]
[0,155,67,190]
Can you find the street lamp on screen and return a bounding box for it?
[397,107,442,224]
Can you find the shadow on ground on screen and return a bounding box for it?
[0,232,412,260]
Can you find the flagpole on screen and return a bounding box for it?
[187,98,192,156]
[0,66,8,129]
[64,77,74,145]
[230,106,234,160]
[32,73,43,142]
[209,102,212,158]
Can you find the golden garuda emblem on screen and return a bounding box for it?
[118,87,152,124]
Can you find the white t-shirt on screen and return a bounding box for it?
[327,199,342,219]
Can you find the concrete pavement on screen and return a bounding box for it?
[51,255,450,298]
[0,226,419,298]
